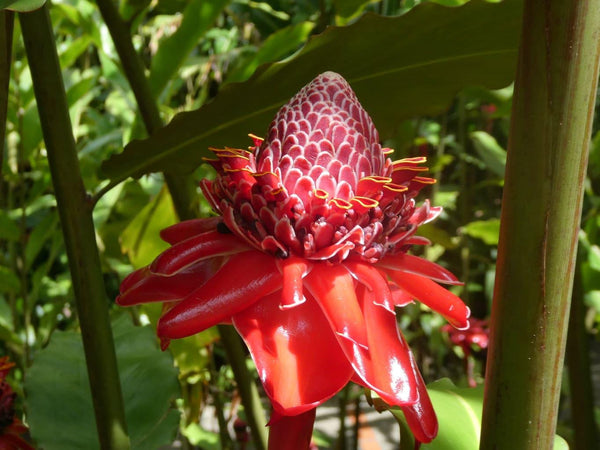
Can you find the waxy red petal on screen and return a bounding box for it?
[275,256,312,309]
[400,352,438,443]
[117,258,224,306]
[304,264,368,348]
[151,230,250,274]
[233,291,353,415]
[157,251,281,339]
[160,217,222,244]
[386,270,470,330]
[378,253,462,285]
[347,262,419,405]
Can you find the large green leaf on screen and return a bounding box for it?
[389,379,569,449]
[26,315,180,450]
[102,0,522,181]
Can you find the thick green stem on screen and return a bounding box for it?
[94,1,268,448]
[19,5,130,449]
[566,255,598,449]
[0,10,13,198]
[480,1,600,448]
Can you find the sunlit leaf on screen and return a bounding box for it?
[0,0,45,12]
[470,130,507,177]
[120,186,177,268]
[389,379,569,449]
[463,219,500,245]
[102,0,522,181]
[26,315,180,450]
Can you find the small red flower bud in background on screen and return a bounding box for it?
[0,357,33,450]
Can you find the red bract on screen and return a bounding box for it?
[117,72,470,446]
[0,357,33,450]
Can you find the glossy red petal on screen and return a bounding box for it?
[151,230,250,275]
[304,264,368,348]
[157,251,281,339]
[233,291,353,415]
[275,256,312,309]
[159,217,222,244]
[347,262,419,405]
[386,270,470,330]
[267,408,316,450]
[116,258,224,306]
[377,253,462,285]
[400,352,438,444]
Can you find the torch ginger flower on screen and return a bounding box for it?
[117,72,470,446]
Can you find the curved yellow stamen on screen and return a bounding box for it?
[413,176,437,185]
[350,196,379,209]
[382,183,408,193]
[314,189,329,200]
[329,198,352,209]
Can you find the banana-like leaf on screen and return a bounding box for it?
[102,0,522,181]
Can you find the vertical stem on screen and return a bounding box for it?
[566,255,598,449]
[480,1,600,449]
[19,6,130,449]
[0,10,13,189]
[94,3,268,448]
[267,408,316,450]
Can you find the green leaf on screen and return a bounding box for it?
[463,219,500,245]
[26,315,180,450]
[334,0,376,22]
[0,265,20,294]
[149,0,230,99]
[390,379,571,449]
[225,21,316,84]
[470,130,507,177]
[102,0,522,180]
[120,186,177,268]
[0,210,20,241]
[0,0,45,12]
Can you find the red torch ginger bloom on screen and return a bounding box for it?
[117,72,470,446]
[443,318,489,387]
[0,357,33,450]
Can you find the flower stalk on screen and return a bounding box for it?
[480,1,600,448]
[19,5,130,449]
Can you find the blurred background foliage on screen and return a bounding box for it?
[1,0,598,448]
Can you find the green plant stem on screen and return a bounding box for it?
[94,2,268,448]
[480,1,600,448]
[0,10,13,196]
[566,255,598,449]
[219,327,268,449]
[19,6,130,449]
